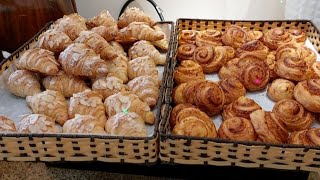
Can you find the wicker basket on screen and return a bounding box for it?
[159,19,320,172]
[0,21,174,164]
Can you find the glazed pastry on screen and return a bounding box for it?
[26,90,69,125]
[105,54,129,83]
[235,40,269,59]
[75,31,118,60]
[37,29,72,53]
[289,29,307,44]
[127,75,159,107]
[54,13,87,40]
[272,99,314,131]
[310,61,320,79]
[69,90,107,128]
[218,117,257,141]
[42,71,90,97]
[193,45,235,73]
[128,40,166,65]
[218,58,240,80]
[128,56,159,82]
[195,29,222,47]
[267,79,295,102]
[63,114,106,134]
[247,30,263,41]
[222,96,262,120]
[0,115,16,132]
[172,83,188,104]
[250,110,288,144]
[151,25,169,51]
[58,43,108,78]
[104,91,155,124]
[177,43,197,61]
[221,25,249,49]
[170,103,196,128]
[105,112,147,137]
[18,114,60,133]
[7,70,41,97]
[262,27,293,50]
[117,7,156,28]
[92,76,127,100]
[294,79,320,113]
[173,60,205,85]
[178,30,197,45]
[288,128,320,146]
[219,78,246,105]
[15,48,59,75]
[115,22,164,43]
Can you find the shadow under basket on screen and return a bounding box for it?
[159,19,320,172]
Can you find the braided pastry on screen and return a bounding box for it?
[37,29,72,53]
[128,56,159,82]
[221,25,249,49]
[262,27,293,50]
[117,7,156,28]
[0,115,16,132]
[294,79,320,113]
[92,76,127,100]
[218,117,257,141]
[18,114,60,133]
[63,114,106,134]
[289,29,306,44]
[222,96,261,120]
[54,13,87,40]
[272,99,315,131]
[267,79,295,102]
[177,43,197,61]
[219,78,246,105]
[195,29,222,47]
[170,103,196,128]
[174,60,205,85]
[288,128,320,146]
[178,30,197,45]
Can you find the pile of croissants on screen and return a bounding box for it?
[172,25,320,146]
[0,7,169,137]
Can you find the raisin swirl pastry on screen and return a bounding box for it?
[288,128,320,146]
[178,30,197,45]
[267,79,295,102]
[250,110,288,144]
[193,45,235,73]
[221,25,249,49]
[262,27,293,50]
[174,60,205,84]
[219,78,246,105]
[177,43,197,61]
[222,96,262,120]
[218,117,257,141]
[289,29,307,44]
[0,115,16,132]
[195,29,222,47]
[272,99,315,131]
[294,79,320,113]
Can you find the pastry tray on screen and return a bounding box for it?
[160,19,320,172]
[0,21,174,164]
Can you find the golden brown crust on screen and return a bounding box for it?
[54,13,87,41]
[117,7,156,29]
[262,27,293,50]
[174,60,205,84]
[178,30,198,45]
[218,117,257,141]
[0,115,16,132]
[18,114,60,133]
[267,79,295,102]
[221,25,249,49]
[177,44,197,61]
[288,29,307,44]
[170,103,196,128]
[219,78,246,105]
[173,83,188,104]
[294,79,320,113]
[37,29,72,53]
[236,40,269,59]
[310,61,320,79]
[222,96,261,120]
[128,56,159,82]
[288,128,320,146]
[92,76,128,100]
[63,114,106,134]
[195,29,222,47]
[247,30,263,41]
[218,58,241,80]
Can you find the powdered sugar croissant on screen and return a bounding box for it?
[37,29,72,53]
[117,7,157,28]
[129,40,166,65]
[151,25,169,51]
[105,54,129,83]
[92,76,127,99]
[18,114,61,133]
[15,48,60,75]
[128,56,159,83]
[0,115,16,132]
[7,70,41,97]
[63,114,106,134]
[54,13,87,40]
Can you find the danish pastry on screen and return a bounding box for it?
[294,79,320,113]
[218,117,257,141]
[173,60,205,85]
[267,79,295,102]
[219,78,246,105]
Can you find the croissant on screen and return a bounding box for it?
[235,40,269,59]
[195,29,222,47]
[105,54,129,83]
[37,29,72,53]
[221,25,249,49]
[115,22,164,43]
[58,43,108,78]
[128,75,159,107]
[117,7,157,28]
[178,30,197,45]
[172,116,217,138]
[193,45,235,73]
[222,96,262,120]
[63,114,106,134]
[0,115,16,132]
[104,91,155,124]
[174,60,205,85]
[151,25,169,51]
[267,79,295,102]
[272,99,314,131]
[54,13,87,40]
[69,90,107,128]
[288,128,320,146]
[310,61,320,79]
[129,40,166,65]
[128,56,159,82]
[289,29,306,44]
[26,90,69,125]
[170,103,197,128]
[105,112,147,137]
[218,117,257,141]
[262,27,293,50]
[92,76,127,99]
[219,78,246,105]
[7,70,41,97]
[294,79,320,113]
[250,110,288,144]
[110,41,126,56]
[177,43,197,61]
[75,31,118,60]
[42,71,90,97]
[18,114,60,133]
[15,48,59,75]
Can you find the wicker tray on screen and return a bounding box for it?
[160,19,320,172]
[0,21,174,164]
